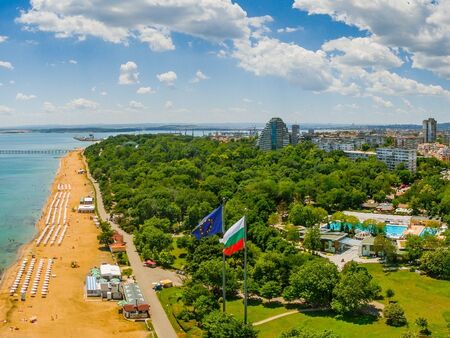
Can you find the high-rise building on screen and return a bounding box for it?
[376,148,417,172]
[257,117,290,151]
[444,132,450,146]
[291,124,300,146]
[422,118,437,143]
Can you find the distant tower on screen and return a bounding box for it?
[422,118,437,143]
[257,117,290,151]
[291,124,300,146]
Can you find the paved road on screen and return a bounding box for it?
[83,156,180,338]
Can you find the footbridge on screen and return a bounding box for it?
[0,149,70,155]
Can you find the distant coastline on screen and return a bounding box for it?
[1,121,450,134]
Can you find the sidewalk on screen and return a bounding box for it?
[84,155,180,338]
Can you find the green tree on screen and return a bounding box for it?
[373,235,397,262]
[289,204,327,227]
[259,281,282,302]
[284,259,339,306]
[384,303,407,327]
[420,247,450,280]
[97,222,114,246]
[331,262,380,314]
[415,317,431,336]
[193,295,219,320]
[194,259,238,296]
[303,226,322,252]
[202,310,257,338]
[404,235,424,261]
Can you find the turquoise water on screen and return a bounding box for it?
[384,225,407,237]
[0,133,85,275]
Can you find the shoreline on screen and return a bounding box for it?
[0,150,146,337]
[0,154,65,289]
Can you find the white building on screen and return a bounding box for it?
[99,264,121,281]
[376,148,417,172]
[344,150,376,160]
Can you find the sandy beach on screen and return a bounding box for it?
[0,151,147,337]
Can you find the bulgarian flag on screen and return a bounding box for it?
[221,216,245,256]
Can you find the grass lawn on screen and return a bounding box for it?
[256,264,450,338]
[157,287,185,335]
[227,298,296,323]
[171,239,187,270]
[366,264,450,337]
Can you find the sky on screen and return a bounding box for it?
[0,0,450,127]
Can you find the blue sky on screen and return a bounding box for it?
[0,0,449,127]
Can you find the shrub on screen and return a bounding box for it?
[385,288,395,299]
[384,303,407,327]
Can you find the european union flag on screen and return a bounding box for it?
[192,205,223,240]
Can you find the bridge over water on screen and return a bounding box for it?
[0,149,70,155]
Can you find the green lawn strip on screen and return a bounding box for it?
[257,311,402,338]
[365,264,450,336]
[171,239,187,270]
[227,298,295,324]
[157,287,185,335]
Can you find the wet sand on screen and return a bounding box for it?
[0,151,146,337]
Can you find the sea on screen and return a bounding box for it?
[0,130,207,276]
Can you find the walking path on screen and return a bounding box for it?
[84,155,180,338]
[253,307,327,326]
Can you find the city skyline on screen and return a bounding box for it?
[1,1,450,127]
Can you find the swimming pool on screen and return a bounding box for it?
[328,221,408,238]
[384,225,407,238]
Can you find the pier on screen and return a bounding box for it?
[0,149,69,155]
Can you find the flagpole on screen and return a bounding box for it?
[222,198,226,312]
[243,215,248,325]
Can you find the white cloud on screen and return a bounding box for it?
[0,36,7,43]
[157,71,177,86]
[43,101,56,112]
[277,26,303,33]
[190,70,209,83]
[16,93,37,101]
[164,100,174,109]
[16,0,265,48]
[66,98,99,110]
[100,91,107,96]
[119,61,139,85]
[242,98,252,103]
[322,37,403,69]
[137,87,155,94]
[232,37,334,91]
[0,105,12,114]
[402,98,413,109]
[334,103,359,111]
[371,95,393,108]
[68,59,77,64]
[293,0,450,78]
[128,100,145,110]
[138,26,175,52]
[0,61,14,70]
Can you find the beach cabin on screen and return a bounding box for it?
[77,205,95,213]
[86,276,100,297]
[121,283,150,319]
[100,264,121,281]
[80,196,94,205]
